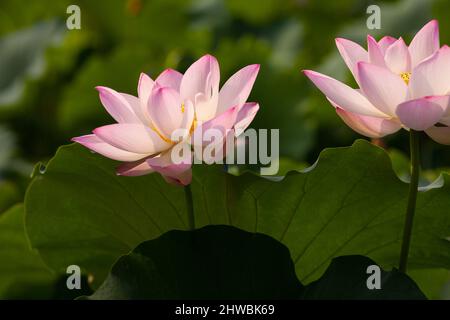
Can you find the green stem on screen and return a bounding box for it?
[184,185,195,230]
[399,129,421,273]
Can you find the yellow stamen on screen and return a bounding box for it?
[190,118,197,135]
[400,72,411,85]
[181,103,185,113]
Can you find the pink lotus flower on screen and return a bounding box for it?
[304,20,450,144]
[72,55,260,185]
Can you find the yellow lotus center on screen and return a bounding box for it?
[181,103,185,113]
[400,72,411,85]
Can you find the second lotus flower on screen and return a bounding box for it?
[72,55,260,185]
[304,20,450,145]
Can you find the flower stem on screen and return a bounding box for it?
[399,129,421,273]
[184,184,195,230]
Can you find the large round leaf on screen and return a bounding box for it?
[87,225,303,299]
[25,140,450,288]
[26,146,187,282]
[86,227,425,300]
[301,255,426,299]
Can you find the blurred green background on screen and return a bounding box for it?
[0,0,450,299]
